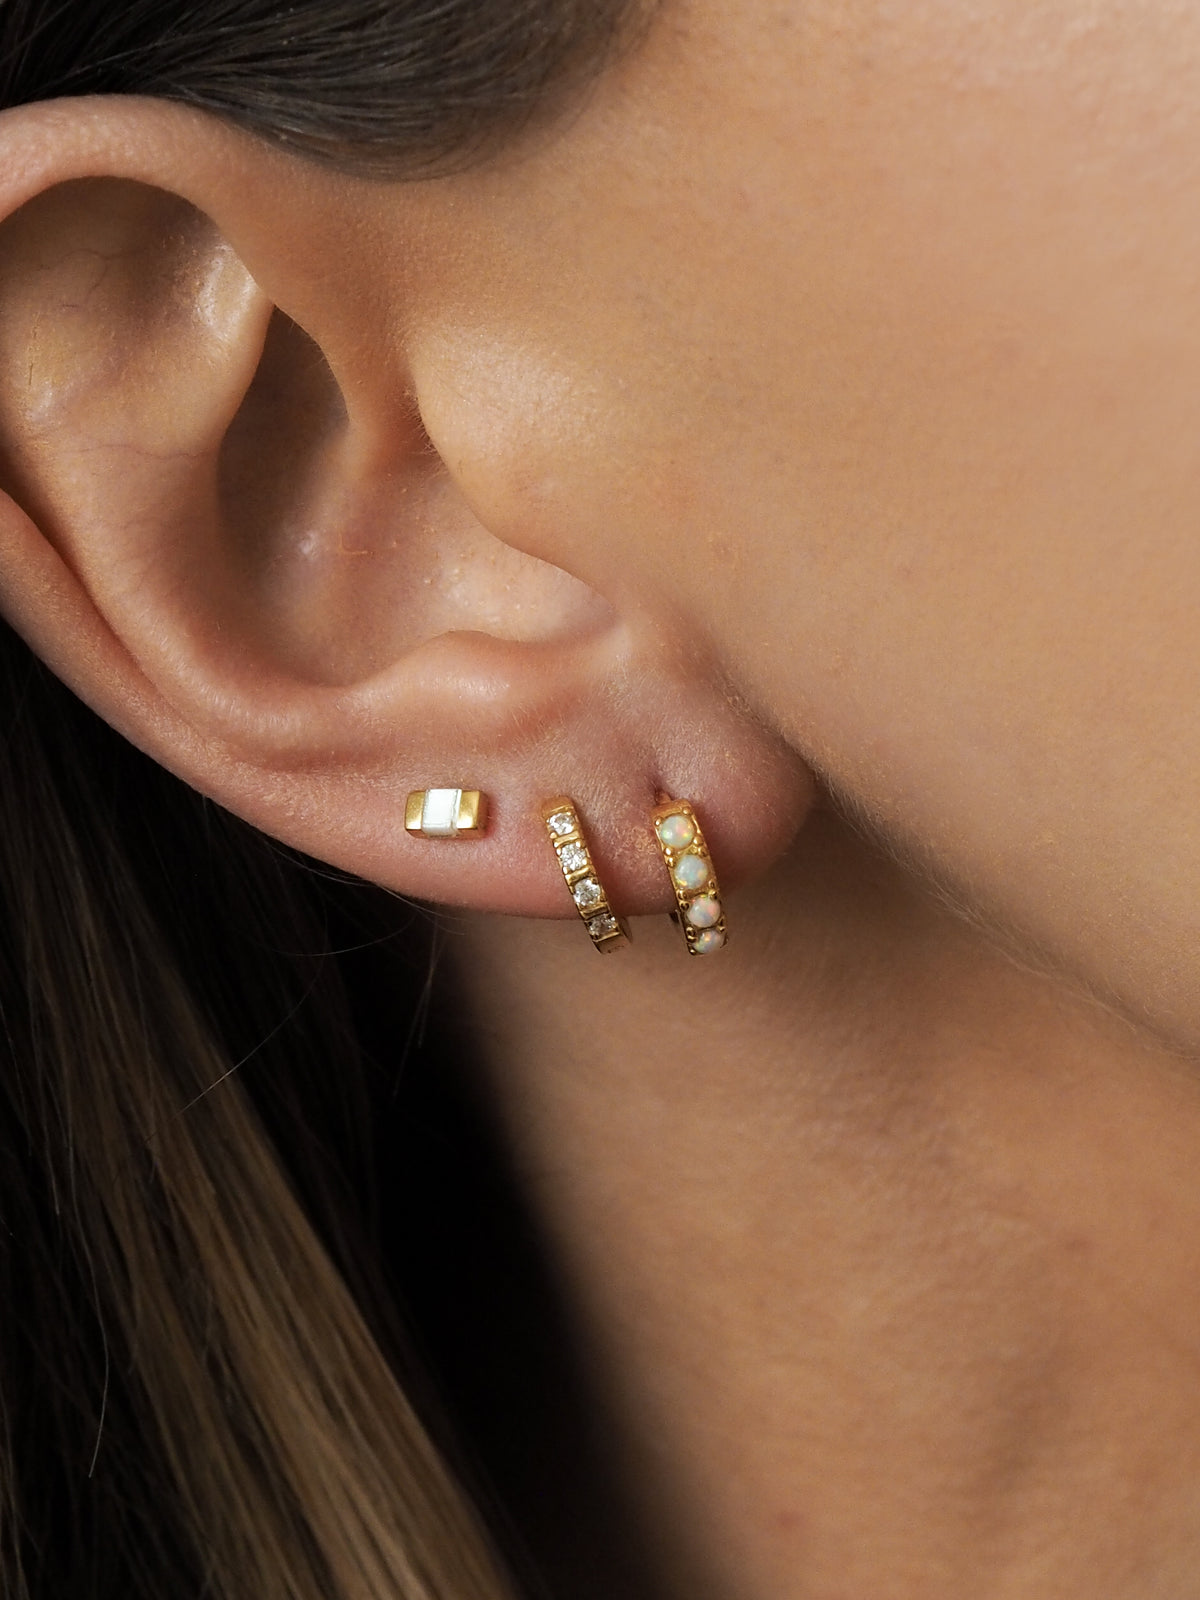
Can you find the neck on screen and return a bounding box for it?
[451,805,1200,1600]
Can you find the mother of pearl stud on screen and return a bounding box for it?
[405,788,489,838]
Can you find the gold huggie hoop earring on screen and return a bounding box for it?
[405,788,489,838]
[651,797,727,954]
[542,797,630,952]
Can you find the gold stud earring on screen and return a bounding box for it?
[405,788,489,838]
[542,797,630,952]
[651,797,727,954]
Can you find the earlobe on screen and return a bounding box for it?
[0,97,816,925]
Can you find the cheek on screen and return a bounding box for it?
[730,4,1200,761]
[757,2,1200,1039]
[390,0,1200,1045]
[509,0,1200,1041]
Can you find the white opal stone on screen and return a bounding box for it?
[421,788,462,837]
[693,927,725,954]
[548,811,575,837]
[685,894,721,929]
[673,852,709,891]
[656,812,696,851]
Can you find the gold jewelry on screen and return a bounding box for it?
[404,788,489,838]
[542,797,630,952]
[651,797,727,954]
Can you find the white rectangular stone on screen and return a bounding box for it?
[421,788,462,836]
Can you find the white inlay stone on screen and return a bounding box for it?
[656,812,696,851]
[421,788,462,837]
[548,811,575,838]
[573,877,602,909]
[558,840,589,874]
[588,912,619,939]
[673,852,709,892]
[685,893,722,929]
[693,927,726,954]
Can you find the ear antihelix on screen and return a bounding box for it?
[0,179,270,466]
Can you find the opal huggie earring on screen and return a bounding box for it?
[651,797,727,954]
[542,797,630,952]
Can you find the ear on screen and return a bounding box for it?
[0,96,813,918]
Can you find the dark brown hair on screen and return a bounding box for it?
[0,1,645,1595]
[0,0,645,172]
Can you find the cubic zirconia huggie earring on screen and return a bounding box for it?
[542,797,630,952]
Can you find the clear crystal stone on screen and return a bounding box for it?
[558,840,588,873]
[548,811,575,837]
[588,912,619,940]
[572,876,602,909]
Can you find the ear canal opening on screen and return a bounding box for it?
[218,307,351,581]
[216,309,615,690]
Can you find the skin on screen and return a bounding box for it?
[2,0,1200,1594]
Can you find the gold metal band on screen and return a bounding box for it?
[404,788,489,838]
[650,797,727,954]
[542,797,630,952]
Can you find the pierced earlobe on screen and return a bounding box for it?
[405,788,489,838]
[651,798,727,954]
[542,797,630,952]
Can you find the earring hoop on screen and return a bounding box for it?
[542,797,630,952]
[651,797,727,954]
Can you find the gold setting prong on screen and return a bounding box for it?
[542,796,630,952]
[456,790,487,833]
[650,797,727,955]
[405,788,489,839]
